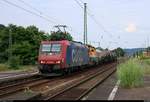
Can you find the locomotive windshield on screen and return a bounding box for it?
[51,44,61,52]
[41,44,61,54]
[42,44,51,52]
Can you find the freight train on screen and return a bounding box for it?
[38,40,117,76]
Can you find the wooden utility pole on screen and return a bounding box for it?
[84,3,87,45]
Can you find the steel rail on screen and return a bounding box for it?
[46,63,116,100]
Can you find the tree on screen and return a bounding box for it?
[0,24,49,65]
[105,48,109,51]
[96,47,104,51]
[0,24,5,30]
[0,25,9,62]
[114,47,125,57]
[0,24,74,66]
[146,46,150,51]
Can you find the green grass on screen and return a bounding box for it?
[19,65,37,72]
[141,59,150,65]
[0,64,10,72]
[139,59,150,75]
[0,64,37,72]
[117,58,144,88]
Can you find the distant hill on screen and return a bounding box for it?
[123,48,145,56]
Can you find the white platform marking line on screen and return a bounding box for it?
[82,88,96,100]
[108,80,120,100]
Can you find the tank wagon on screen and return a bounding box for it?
[38,40,117,76]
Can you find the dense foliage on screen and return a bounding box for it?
[114,47,125,57]
[146,46,150,51]
[0,24,74,67]
[133,50,143,58]
[96,47,104,51]
[0,24,49,65]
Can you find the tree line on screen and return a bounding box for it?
[0,24,74,68]
[0,24,124,69]
[0,24,50,66]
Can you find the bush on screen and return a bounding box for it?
[140,59,150,75]
[8,56,20,69]
[0,24,49,66]
[142,59,150,65]
[117,59,144,88]
[0,64,9,71]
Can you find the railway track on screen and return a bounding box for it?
[46,63,116,100]
[0,75,45,98]
[0,62,118,100]
[0,72,39,87]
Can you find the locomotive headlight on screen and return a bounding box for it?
[40,61,45,64]
[56,61,61,64]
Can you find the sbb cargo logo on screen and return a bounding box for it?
[72,49,83,63]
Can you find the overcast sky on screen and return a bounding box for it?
[0,0,150,49]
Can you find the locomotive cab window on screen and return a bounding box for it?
[51,44,61,53]
[41,43,61,54]
[42,44,51,52]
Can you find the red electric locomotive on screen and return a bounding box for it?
[38,40,89,76]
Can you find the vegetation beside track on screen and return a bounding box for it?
[117,57,150,88]
[0,64,37,72]
[117,58,144,88]
[0,24,123,71]
[0,64,9,72]
[139,58,150,75]
[0,24,73,69]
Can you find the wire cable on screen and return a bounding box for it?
[74,0,113,37]
[18,0,42,14]
[79,0,84,4]
[2,0,56,24]
[17,0,63,24]
[74,0,84,9]
[18,0,79,36]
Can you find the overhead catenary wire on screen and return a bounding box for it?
[2,0,115,45]
[74,0,113,37]
[79,0,84,4]
[74,0,84,9]
[18,0,79,35]
[17,0,64,24]
[88,14,113,37]
[2,0,77,36]
[17,0,42,14]
[74,0,120,49]
[2,0,56,24]
[78,0,96,16]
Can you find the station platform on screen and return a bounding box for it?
[84,73,117,100]
[0,70,39,83]
[84,73,150,100]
